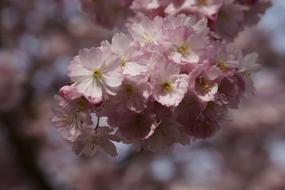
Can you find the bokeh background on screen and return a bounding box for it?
[0,0,285,189]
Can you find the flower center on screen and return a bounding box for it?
[93,69,102,79]
[198,77,210,92]
[161,81,173,92]
[177,45,188,55]
[123,84,133,95]
[120,56,127,67]
[142,33,155,43]
[215,60,226,71]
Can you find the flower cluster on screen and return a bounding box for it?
[52,13,260,156]
[80,0,271,40]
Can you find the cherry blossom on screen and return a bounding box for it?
[73,127,119,157]
[151,60,189,107]
[52,9,263,155]
[68,46,123,104]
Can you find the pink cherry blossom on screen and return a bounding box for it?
[163,26,208,64]
[110,32,149,76]
[189,62,222,102]
[128,15,163,46]
[112,77,152,112]
[113,111,158,140]
[51,11,265,156]
[151,60,189,107]
[51,96,92,142]
[72,127,119,157]
[68,46,123,104]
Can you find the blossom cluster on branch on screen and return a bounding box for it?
[52,0,270,156]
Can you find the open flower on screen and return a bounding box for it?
[165,27,207,64]
[68,46,123,104]
[128,15,163,46]
[112,77,152,112]
[113,111,158,140]
[51,13,262,156]
[110,32,149,76]
[189,62,222,102]
[73,127,119,157]
[51,96,92,142]
[151,60,189,107]
[174,95,221,138]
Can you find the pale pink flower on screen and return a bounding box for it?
[51,96,92,142]
[239,52,259,73]
[238,52,259,98]
[110,32,149,76]
[73,127,119,157]
[112,111,158,140]
[189,62,222,102]
[128,15,163,46]
[151,60,189,107]
[68,47,123,104]
[142,119,190,152]
[112,77,152,112]
[131,0,168,18]
[163,26,208,64]
[174,94,222,138]
[163,14,206,31]
[207,43,240,73]
[174,92,207,126]
[218,73,245,108]
[193,0,223,17]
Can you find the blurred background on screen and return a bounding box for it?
[0,0,285,189]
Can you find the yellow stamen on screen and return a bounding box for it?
[123,84,133,95]
[120,56,127,67]
[198,77,210,92]
[142,33,155,43]
[93,69,102,79]
[162,81,173,92]
[176,45,188,55]
[216,60,226,71]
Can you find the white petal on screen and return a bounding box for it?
[183,51,199,63]
[76,78,102,99]
[111,33,132,54]
[124,61,148,76]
